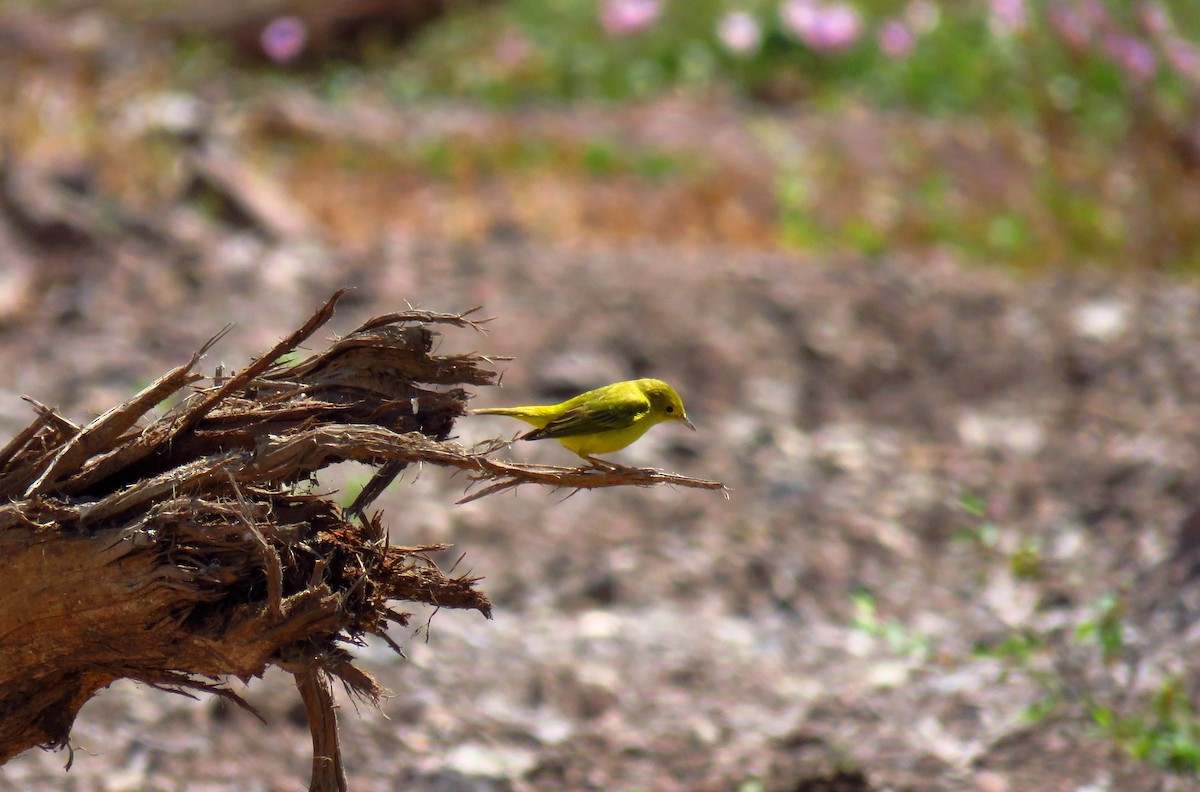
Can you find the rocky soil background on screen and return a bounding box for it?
[4,4,1200,791]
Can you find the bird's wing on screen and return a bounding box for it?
[521,393,650,440]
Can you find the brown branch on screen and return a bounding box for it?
[457,454,729,503]
[22,326,228,497]
[294,667,348,792]
[167,289,345,437]
[0,407,53,473]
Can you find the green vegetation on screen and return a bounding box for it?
[974,586,1200,775]
[392,0,1197,118]
[1093,678,1200,774]
[378,0,1200,270]
[951,490,1200,777]
[158,0,1200,270]
[849,588,933,661]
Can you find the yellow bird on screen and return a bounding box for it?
[474,378,695,465]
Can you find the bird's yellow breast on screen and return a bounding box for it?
[554,420,656,456]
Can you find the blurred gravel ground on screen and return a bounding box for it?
[2,230,1199,790]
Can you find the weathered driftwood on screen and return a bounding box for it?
[0,290,723,790]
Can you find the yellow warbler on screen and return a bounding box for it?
[474,378,695,465]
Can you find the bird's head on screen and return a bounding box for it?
[641,379,696,431]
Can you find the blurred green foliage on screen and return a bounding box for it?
[168,0,1200,269]
[391,0,1199,122]
[848,588,933,660]
[1093,678,1200,775]
[379,0,1200,270]
[974,587,1200,776]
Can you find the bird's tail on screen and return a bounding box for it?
[471,406,552,428]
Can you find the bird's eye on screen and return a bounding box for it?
[665,405,674,413]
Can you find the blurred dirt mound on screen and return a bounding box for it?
[3,230,1199,789]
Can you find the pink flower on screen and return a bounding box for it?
[717,11,762,56]
[878,19,915,59]
[1048,4,1091,50]
[1137,2,1171,38]
[1082,0,1111,30]
[1166,38,1200,82]
[783,2,861,53]
[260,16,307,64]
[780,0,820,40]
[810,4,861,51]
[600,0,661,36]
[989,0,1026,36]
[1104,33,1157,84]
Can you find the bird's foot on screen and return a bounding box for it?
[583,456,632,472]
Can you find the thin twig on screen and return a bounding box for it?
[175,290,345,437]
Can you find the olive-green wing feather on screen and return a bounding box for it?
[520,393,650,441]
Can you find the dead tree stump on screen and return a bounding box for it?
[0,290,723,789]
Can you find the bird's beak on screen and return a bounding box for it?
[681,416,696,431]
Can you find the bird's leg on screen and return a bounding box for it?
[580,453,638,472]
[583,455,631,471]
